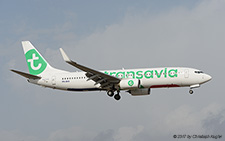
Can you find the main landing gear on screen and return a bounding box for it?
[107,90,121,101]
[107,90,114,97]
[114,93,121,101]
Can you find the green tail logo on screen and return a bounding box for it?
[25,49,47,75]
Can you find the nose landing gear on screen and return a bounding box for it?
[189,89,194,94]
[189,84,200,95]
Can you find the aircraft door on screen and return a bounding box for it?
[184,69,189,78]
[52,76,56,85]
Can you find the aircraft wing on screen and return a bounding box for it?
[60,48,121,89]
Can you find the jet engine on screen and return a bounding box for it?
[128,88,151,96]
[119,79,140,89]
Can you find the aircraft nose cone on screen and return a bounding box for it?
[205,74,212,82]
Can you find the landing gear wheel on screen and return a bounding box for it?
[114,94,121,101]
[189,89,193,94]
[107,90,114,97]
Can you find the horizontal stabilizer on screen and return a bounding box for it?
[11,69,41,79]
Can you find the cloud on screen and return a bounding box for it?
[93,129,114,141]
[0,103,224,141]
[154,103,225,138]
[43,104,225,140]
[203,107,225,134]
[6,0,225,70]
[0,130,38,141]
[59,0,225,71]
[164,105,204,134]
[113,125,144,141]
[47,127,95,141]
[46,125,145,141]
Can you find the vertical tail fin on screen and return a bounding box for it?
[22,41,52,76]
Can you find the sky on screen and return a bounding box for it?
[1,0,225,140]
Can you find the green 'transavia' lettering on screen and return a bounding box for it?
[155,70,163,78]
[116,72,125,78]
[105,68,178,79]
[168,69,178,77]
[136,71,143,79]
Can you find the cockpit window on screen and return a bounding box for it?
[194,71,204,74]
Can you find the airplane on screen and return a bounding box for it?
[11,41,212,100]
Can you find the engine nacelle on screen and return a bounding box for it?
[128,88,151,96]
[119,79,140,90]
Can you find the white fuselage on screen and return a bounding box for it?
[28,67,212,92]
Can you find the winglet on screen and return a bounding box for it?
[60,48,71,62]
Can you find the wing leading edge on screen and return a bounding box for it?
[59,48,121,89]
